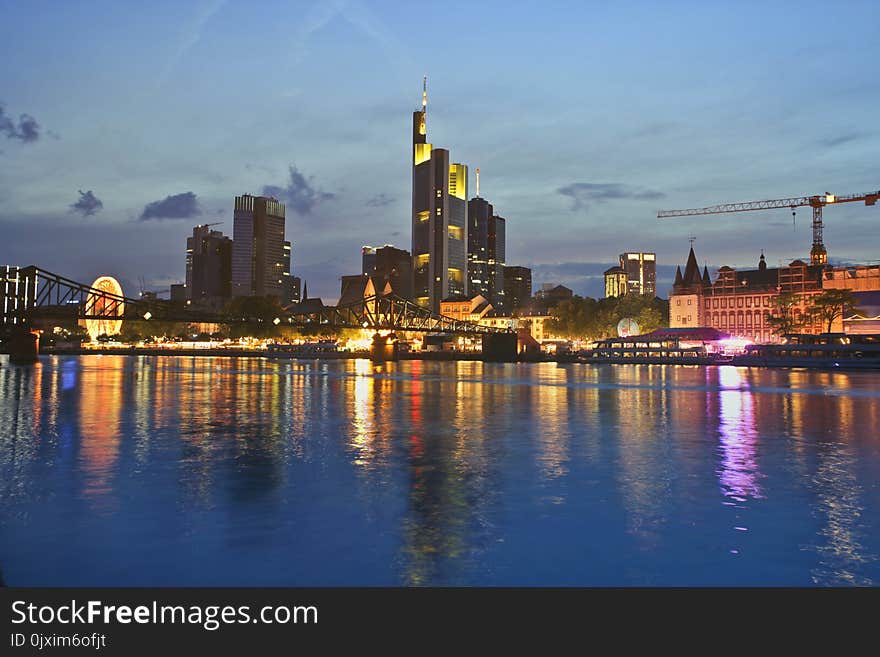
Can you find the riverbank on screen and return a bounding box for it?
[31,346,557,363]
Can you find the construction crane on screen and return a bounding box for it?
[658,190,880,266]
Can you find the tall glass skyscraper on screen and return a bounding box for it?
[411,78,468,312]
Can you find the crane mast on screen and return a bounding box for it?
[658,190,879,266]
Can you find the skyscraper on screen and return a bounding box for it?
[411,77,468,312]
[503,265,532,311]
[231,194,287,298]
[619,252,656,296]
[186,224,232,304]
[467,171,506,310]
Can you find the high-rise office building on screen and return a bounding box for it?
[231,194,287,298]
[411,77,468,312]
[503,265,532,311]
[467,180,506,310]
[362,244,413,300]
[185,224,232,303]
[619,252,656,296]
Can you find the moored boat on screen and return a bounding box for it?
[733,333,880,369]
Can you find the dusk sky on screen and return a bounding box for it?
[1,0,877,301]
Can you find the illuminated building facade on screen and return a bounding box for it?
[670,247,825,342]
[620,252,656,296]
[362,244,413,300]
[604,266,628,298]
[186,224,232,304]
[503,265,531,311]
[231,194,287,298]
[440,294,493,322]
[411,78,468,312]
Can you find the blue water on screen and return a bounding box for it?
[1,354,879,586]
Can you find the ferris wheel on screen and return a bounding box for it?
[83,276,125,340]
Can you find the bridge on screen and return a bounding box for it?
[1,265,516,362]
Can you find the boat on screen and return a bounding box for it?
[581,327,737,365]
[733,333,880,369]
[266,341,342,359]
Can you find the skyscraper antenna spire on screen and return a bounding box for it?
[476,168,480,197]
[422,75,427,113]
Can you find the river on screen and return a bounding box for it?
[1,355,878,586]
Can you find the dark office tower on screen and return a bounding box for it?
[363,244,413,300]
[411,77,468,312]
[619,252,657,296]
[362,246,377,276]
[468,170,506,309]
[231,194,287,298]
[488,213,506,309]
[282,240,299,305]
[186,224,232,303]
[467,195,491,299]
[503,265,532,311]
[289,276,301,304]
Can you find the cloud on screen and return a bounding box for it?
[69,190,103,217]
[366,193,395,208]
[819,132,864,148]
[139,192,200,221]
[262,166,335,215]
[557,182,665,211]
[0,104,41,143]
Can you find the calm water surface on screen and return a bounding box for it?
[1,354,879,586]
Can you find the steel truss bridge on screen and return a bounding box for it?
[1,266,509,336]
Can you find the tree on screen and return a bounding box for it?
[222,296,286,338]
[809,289,857,333]
[767,292,802,337]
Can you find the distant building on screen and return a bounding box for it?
[619,252,656,296]
[503,265,532,311]
[185,224,232,304]
[339,274,371,306]
[536,283,573,304]
[288,276,301,304]
[411,78,468,312]
[362,244,413,300]
[169,283,188,304]
[281,240,296,305]
[604,266,628,298]
[231,194,287,298]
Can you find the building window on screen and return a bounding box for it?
[687,315,692,322]
[687,298,692,305]
[676,315,680,323]
[676,299,681,306]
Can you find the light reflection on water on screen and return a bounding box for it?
[1,355,879,586]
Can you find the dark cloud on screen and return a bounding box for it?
[70,190,103,217]
[0,104,41,143]
[262,165,335,215]
[139,192,200,221]
[557,182,665,211]
[819,132,864,148]
[366,193,395,208]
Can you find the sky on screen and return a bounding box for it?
[1,0,878,302]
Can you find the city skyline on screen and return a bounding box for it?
[1,1,878,302]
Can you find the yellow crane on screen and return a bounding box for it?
[658,190,880,265]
